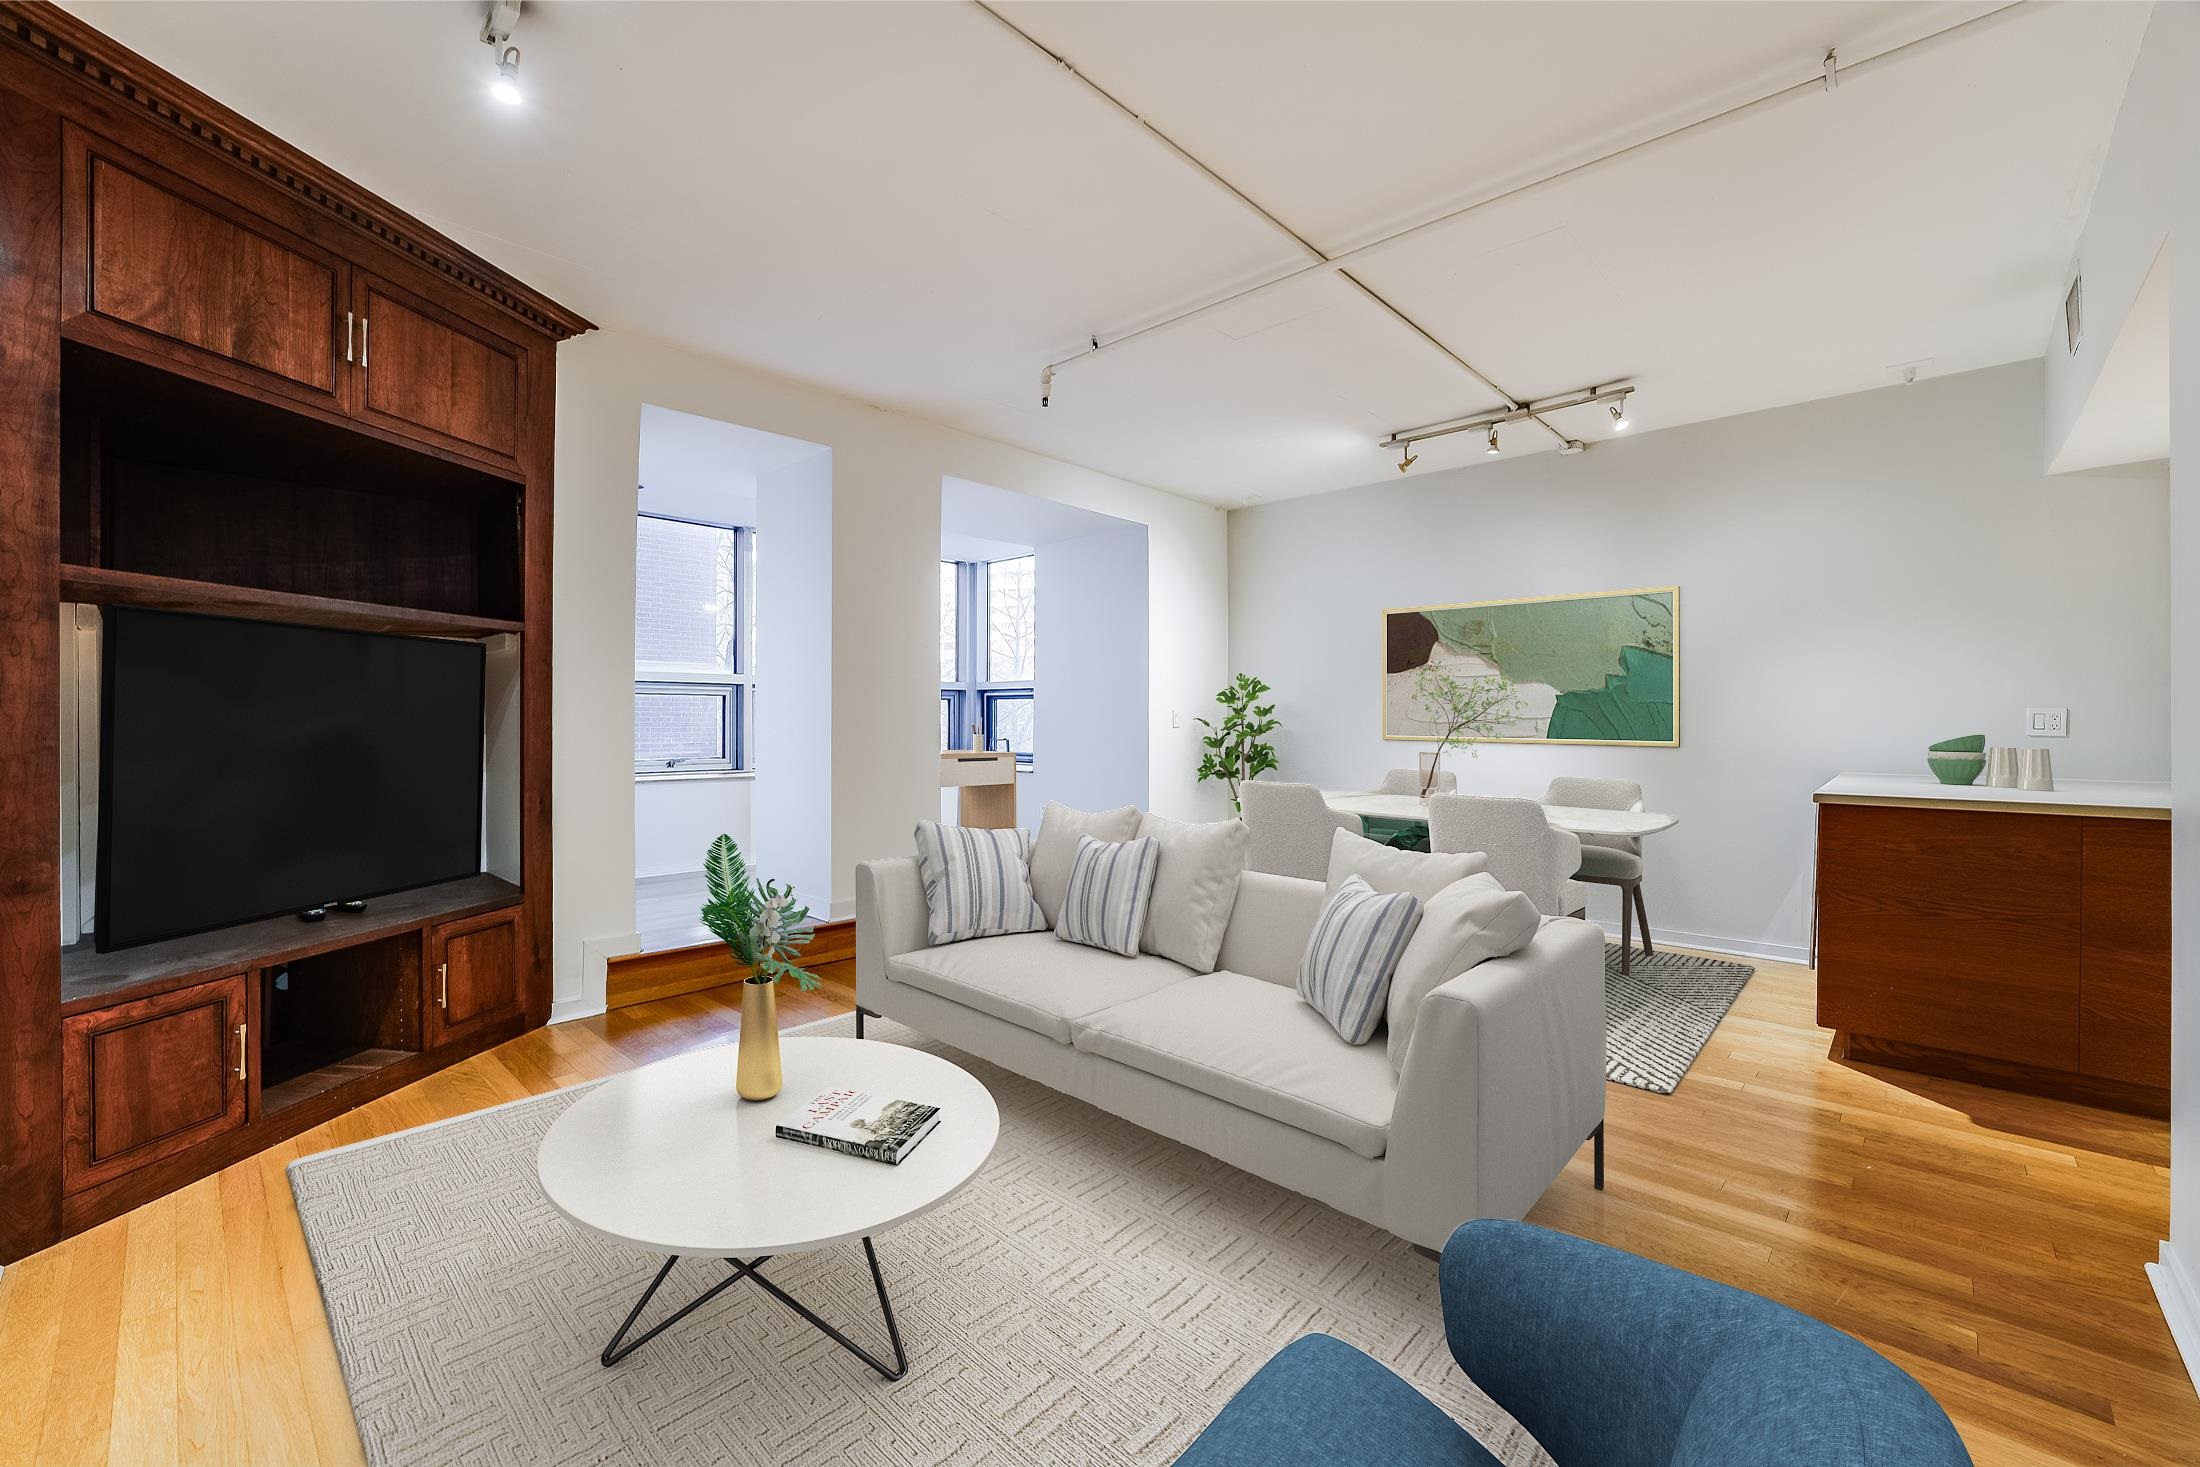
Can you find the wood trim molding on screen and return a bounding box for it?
[606,920,857,1011]
[0,2,594,341]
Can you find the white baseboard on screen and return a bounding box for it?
[2148,1241,2200,1398]
[548,995,605,1026]
[1587,917,1808,967]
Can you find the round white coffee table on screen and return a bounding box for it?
[537,1034,998,1379]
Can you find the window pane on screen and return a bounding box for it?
[986,555,1036,682]
[939,561,958,682]
[636,687,729,768]
[940,694,951,750]
[986,693,1033,759]
[637,517,739,676]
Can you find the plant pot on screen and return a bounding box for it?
[736,979,782,1101]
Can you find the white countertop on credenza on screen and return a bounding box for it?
[1813,773,2171,818]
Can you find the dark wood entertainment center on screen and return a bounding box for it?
[0,4,592,1263]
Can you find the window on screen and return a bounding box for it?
[986,555,1036,682]
[940,555,1034,766]
[637,514,752,773]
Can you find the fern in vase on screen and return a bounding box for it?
[699,835,819,989]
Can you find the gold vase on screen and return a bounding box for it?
[736,979,782,1101]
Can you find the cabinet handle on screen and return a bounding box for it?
[359,316,369,370]
[438,961,448,1009]
[344,310,354,363]
[235,1022,248,1082]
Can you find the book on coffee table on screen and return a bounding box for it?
[776,1088,942,1165]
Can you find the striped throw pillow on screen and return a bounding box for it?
[1297,875,1424,1045]
[913,821,1048,945]
[1054,834,1159,957]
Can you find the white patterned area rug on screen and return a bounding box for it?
[289,1014,1552,1467]
[1604,947,1757,1094]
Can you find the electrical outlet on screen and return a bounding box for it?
[2026,707,2069,738]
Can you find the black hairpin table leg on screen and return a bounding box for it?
[598,1237,908,1380]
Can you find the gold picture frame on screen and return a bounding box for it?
[1381,585,1680,748]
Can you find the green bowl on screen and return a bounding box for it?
[1928,733,1987,755]
[1927,752,1985,785]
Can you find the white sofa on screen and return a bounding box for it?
[856,857,1606,1251]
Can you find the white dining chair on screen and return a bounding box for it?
[1427,794,1585,919]
[1378,768,1457,796]
[1239,780,1362,881]
[1543,776,1652,971]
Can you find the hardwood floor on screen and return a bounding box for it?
[0,951,2191,1466]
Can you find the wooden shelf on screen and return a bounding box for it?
[62,873,523,1011]
[59,565,523,639]
[260,1046,415,1116]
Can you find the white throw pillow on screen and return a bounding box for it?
[1385,871,1541,1074]
[1030,802,1143,926]
[912,821,1048,945]
[1054,834,1160,958]
[1326,827,1489,901]
[1136,812,1250,973]
[1297,876,1423,1045]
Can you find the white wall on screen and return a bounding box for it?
[553,329,1228,1018]
[2070,0,2200,1395]
[1025,524,1150,821]
[635,777,752,879]
[1228,361,2169,963]
[2043,8,2181,471]
[752,450,834,906]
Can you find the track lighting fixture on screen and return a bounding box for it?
[482,1,524,104]
[1380,381,1634,461]
[1040,365,1055,409]
[492,47,523,104]
[1397,442,1417,473]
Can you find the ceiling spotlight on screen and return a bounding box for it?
[1397,442,1417,473]
[1485,425,1501,456]
[483,1,524,103]
[1609,397,1630,431]
[491,46,523,104]
[1040,365,1055,409]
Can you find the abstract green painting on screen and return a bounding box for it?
[1383,587,1679,747]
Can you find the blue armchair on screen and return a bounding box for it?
[1175,1220,1972,1467]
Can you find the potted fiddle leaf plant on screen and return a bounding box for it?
[1195,673,1280,812]
[700,835,819,1101]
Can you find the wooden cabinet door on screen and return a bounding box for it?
[1816,803,2082,1070]
[63,127,349,408]
[62,974,249,1194]
[426,910,522,1047]
[355,275,523,466]
[2079,819,2171,1087]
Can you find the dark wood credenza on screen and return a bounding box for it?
[1813,776,2171,1117]
[0,3,593,1262]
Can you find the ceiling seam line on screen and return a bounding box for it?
[1037,0,2042,378]
[970,0,1560,442]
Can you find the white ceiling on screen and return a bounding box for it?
[64,1,2149,507]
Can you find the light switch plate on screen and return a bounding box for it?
[2026,707,2069,738]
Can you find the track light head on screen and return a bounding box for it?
[491,45,523,104]
[1485,425,1501,456]
[1609,397,1630,431]
[1039,366,1055,409]
[1397,442,1417,473]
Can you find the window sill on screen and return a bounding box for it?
[636,770,756,784]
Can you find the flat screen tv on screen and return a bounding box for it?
[97,607,486,952]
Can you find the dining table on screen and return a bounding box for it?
[1321,790,1679,848]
